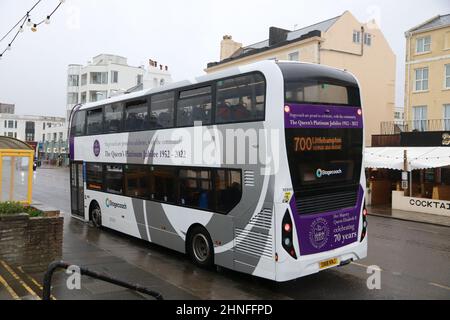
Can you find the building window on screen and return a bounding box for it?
[8,120,14,128]
[353,30,361,43]
[81,73,87,86]
[160,79,165,86]
[68,74,79,87]
[445,64,450,89]
[111,71,119,84]
[416,36,431,53]
[59,132,63,141]
[14,121,17,128]
[89,90,107,102]
[7,132,13,137]
[444,104,450,130]
[177,86,212,127]
[25,121,35,141]
[394,112,400,119]
[415,67,429,91]
[364,33,372,46]
[14,132,17,138]
[43,122,45,130]
[137,74,143,85]
[81,92,87,104]
[288,51,299,61]
[90,72,108,84]
[67,93,79,105]
[413,105,427,131]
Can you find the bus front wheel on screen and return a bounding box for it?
[91,202,102,228]
[187,226,214,268]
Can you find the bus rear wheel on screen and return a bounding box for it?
[91,203,102,228]
[188,226,214,268]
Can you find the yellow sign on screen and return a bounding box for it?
[283,192,292,203]
[319,257,339,269]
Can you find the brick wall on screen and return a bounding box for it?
[0,213,63,272]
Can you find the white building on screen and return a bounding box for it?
[0,114,65,142]
[41,122,68,164]
[67,54,172,119]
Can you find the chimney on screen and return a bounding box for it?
[268,26,290,46]
[220,35,242,61]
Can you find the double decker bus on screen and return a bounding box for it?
[69,60,367,281]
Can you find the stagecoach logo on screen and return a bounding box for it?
[93,140,100,157]
[316,169,323,178]
[105,198,127,210]
[309,217,329,249]
[316,168,342,178]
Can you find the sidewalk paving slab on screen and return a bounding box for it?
[368,206,450,227]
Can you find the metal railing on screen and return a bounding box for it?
[380,119,450,135]
[42,261,164,300]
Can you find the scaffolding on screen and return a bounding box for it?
[0,137,34,205]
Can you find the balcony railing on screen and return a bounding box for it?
[380,119,450,135]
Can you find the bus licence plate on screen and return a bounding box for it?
[319,258,339,269]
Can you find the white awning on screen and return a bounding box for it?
[364,147,450,171]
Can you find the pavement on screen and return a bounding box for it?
[368,205,450,227]
[1,167,450,300]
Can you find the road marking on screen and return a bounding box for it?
[429,282,450,291]
[0,274,20,300]
[18,266,56,300]
[351,262,383,271]
[0,260,41,300]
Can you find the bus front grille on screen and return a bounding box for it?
[295,190,357,215]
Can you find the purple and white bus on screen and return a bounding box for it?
[69,60,367,281]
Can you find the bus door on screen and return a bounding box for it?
[70,161,85,218]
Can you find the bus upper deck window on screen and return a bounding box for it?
[71,110,86,136]
[215,73,265,124]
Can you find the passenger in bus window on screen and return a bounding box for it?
[217,101,231,122]
[232,99,250,121]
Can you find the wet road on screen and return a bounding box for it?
[5,167,450,299]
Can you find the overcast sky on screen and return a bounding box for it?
[0,0,449,117]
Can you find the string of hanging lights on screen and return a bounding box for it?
[0,0,65,61]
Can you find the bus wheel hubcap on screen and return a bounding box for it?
[93,208,101,226]
[193,234,209,262]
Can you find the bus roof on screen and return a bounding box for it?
[75,60,357,111]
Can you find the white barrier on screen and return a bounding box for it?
[392,191,450,217]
